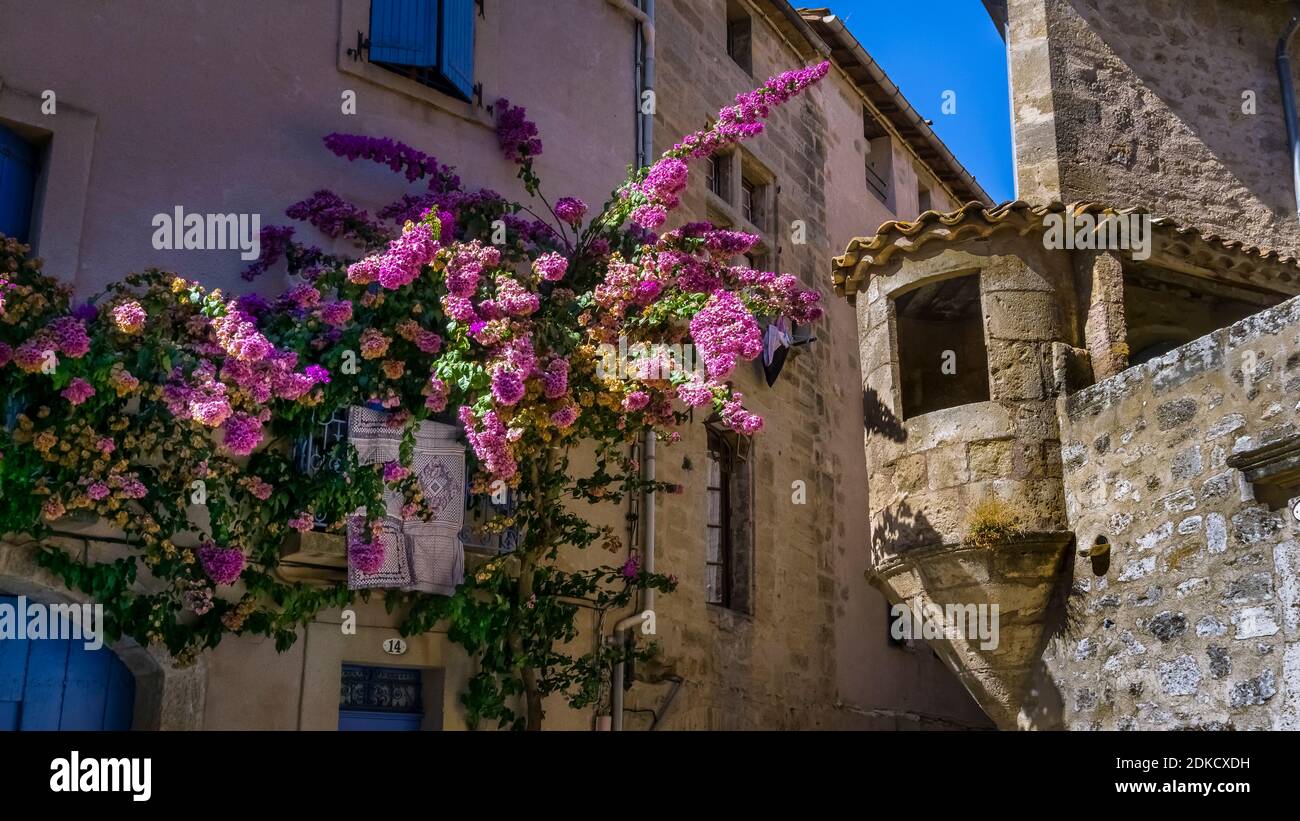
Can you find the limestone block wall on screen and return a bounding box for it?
[1007,0,1300,254]
[607,0,990,730]
[860,237,1078,560]
[1049,294,1300,730]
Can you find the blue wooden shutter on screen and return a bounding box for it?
[0,125,39,243]
[439,0,475,99]
[369,0,438,67]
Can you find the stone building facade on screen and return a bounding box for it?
[831,0,1300,730]
[0,0,993,730]
[995,0,1300,254]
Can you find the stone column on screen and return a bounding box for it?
[1006,0,1063,202]
[1081,250,1129,379]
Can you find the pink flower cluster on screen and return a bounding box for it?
[347,220,441,289]
[286,189,382,240]
[459,406,517,481]
[111,300,147,335]
[554,197,588,225]
[670,62,831,159]
[61,377,96,406]
[323,133,461,193]
[532,252,568,282]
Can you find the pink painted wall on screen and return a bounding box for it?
[0,0,637,295]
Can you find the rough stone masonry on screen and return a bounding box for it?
[1048,295,1300,730]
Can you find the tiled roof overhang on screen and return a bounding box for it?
[832,200,1300,301]
[798,7,992,207]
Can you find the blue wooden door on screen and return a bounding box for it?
[338,663,424,731]
[0,125,39,242]
[0,595,135,731]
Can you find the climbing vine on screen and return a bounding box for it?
[0,62,829,729]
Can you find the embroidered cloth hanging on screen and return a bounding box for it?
[345,408,466,594]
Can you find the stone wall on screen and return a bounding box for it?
[1006,0,1300,255]
[602,0,990,730]
[1048,294,1300,730]
[859,238,1077,554]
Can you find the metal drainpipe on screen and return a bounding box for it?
[611,431,655,731]
[607,0,656,732]
[1278,6,1300,227]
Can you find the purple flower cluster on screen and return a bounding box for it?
[541,359,569,399]
[111,300,147,335]
[323,133,461,193]
[720,393,763,435]
[348,520,386,575]
[459,406,517,480]
[425,376,449,412]
[198,543,246,586]
[494,98,543,163]
[670,62,831,159]
[241,225,296,281]
[286,189,383,240]
[213,306,274,362]
[382,461,411,483]
[222,411,266,456]
[319,300,353,327]
[633,158,689,229]
[495,278,540,317]
[490,368,526,406]
[47,317,91,358]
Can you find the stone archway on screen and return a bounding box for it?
[0,537,206,729]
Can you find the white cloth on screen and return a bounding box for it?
[345,407,466,594]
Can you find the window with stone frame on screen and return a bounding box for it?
[705,424,753,612]
[739,155,773,234]
[706,152,730,201]
[725,0,753,74]
[893,272,991,418]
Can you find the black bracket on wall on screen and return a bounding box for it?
[347,31,370,61]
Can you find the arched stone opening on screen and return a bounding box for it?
[0,539,206,729]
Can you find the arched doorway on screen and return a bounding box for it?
[0,594,135,730]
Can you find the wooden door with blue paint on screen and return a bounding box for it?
[0,595,135,730]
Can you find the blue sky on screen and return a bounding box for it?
[833,1,1015,202]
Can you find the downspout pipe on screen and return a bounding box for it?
[611,431,656,731]
[607,0,656,732]
[1277,6,1300,227]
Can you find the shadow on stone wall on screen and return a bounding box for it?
[863,387,907,443]
[1018,550,1085,730]
[870,500,941,560]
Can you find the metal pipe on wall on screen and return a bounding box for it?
[606,0,656,732]
[1277,6,1300,226]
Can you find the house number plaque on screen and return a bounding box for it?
[382,638,408,655]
